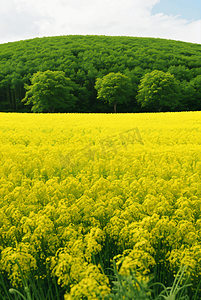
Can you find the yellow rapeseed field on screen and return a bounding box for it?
[0,112,201,299]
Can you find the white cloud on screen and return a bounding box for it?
[146,13,201,44]
[0,0,200,44]
[0,0,52,43]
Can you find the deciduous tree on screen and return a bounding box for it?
[137,70,180,112]
[189,75,201,110]
[95,72,132,113]
[22,70,77,113]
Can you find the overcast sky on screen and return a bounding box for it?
[0,0,201,45]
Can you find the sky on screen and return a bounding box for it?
[0,0,200,45]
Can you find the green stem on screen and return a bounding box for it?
[9,288,27,300]
[0,272,13,300]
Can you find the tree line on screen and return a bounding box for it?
[0,35,201,113]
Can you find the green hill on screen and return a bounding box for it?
[0,35,201,113]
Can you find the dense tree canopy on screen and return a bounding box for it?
[95,72,132,112]
[0,35,201,113]
[137,70,180,112]
[22,70,77,113]
[189,75,201,110]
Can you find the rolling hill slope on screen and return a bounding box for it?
[0,35,201,112]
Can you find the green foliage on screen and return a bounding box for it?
[95,72,132,112]
[137,70,180,112]
[188,75,201,110]
[0,35,201,112]
[98,261,151,300]
[98,263,195,300]
[0,259,64,300]
[22,70,77,113]
[154,265,192,300]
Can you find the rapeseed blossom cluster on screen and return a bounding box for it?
[0,112,201,299]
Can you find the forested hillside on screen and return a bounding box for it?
[0,35,201,113]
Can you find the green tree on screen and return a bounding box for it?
[137,70,180,112]
[178,80,195,111]
[188,75,201,110]
[22,70,77,112]
[95,72,132,113]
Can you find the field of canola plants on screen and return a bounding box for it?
[1,112,201,300]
